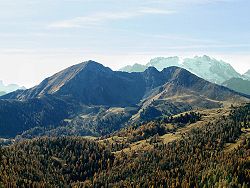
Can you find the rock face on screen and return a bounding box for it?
[0,60,248,138]
[2,61,157,106]
[120,55,243,84]
[182,55,241,84]
[147,57,180,71]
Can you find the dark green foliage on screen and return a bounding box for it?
[0,137,114,187]
[92,104,250,187]
[0,96,79,138]
[114,111,201,146]
[140,106,162,121]
[162,111,202,124]
[0,105,249,187]
[16,106,135,140]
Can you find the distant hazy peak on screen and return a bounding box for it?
[0,80,25,94]
[147,56,180,71]
[183,55,242,84]
[243,69,250,81]
[120,55,242,84]
[244,70,250,76]
[223,77,250,95]
[148,56,179,62]
[119,63,147,73]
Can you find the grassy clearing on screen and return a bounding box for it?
[224,128,250,153]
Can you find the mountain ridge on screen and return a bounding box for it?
[0,61,249,138]
[243,69,250,80]
[119,55,244,84]
[223,77,250,95]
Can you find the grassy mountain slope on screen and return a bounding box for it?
[0,104,249,187]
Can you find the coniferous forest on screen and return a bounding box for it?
[1,0,250,187]
[0,104,249,187]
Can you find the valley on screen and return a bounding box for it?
[0,103,249,187]
[1,0,250,187]
[0,61,249,187]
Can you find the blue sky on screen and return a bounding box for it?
[0,0,250,87]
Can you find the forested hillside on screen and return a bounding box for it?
[0,104,249,187]
[1,62,248,139]
[0,138,114,187]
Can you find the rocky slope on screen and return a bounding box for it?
[0,61,248,138]
[120,55,243,84]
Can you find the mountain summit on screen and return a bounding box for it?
[243,69,250,80]
[120,55,242,84]
[3,61,245,105]
[183,55,241,84]
[0,61,248,138]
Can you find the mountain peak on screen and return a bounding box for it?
[119,63,147,73]
[244,69,250,75]
[116,56,243,84]
[202,55,211,60]
[0,61,249,137]
[81,60,99,66]
[243,69,250,80]
[145,66,159,73]
[78,60,108,70]
[146,56,180,71]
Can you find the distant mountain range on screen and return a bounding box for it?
[0,91,6,96]
[119,55,246,84]
[243,69,250,80]
[0,60,248,139]
[223,78,250,95]
[0,81,25,96]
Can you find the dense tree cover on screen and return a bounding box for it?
[0,105,249,187]
[0,137,114,187]
[0,96,79,138]
[91,104,249,188]
[161,111,201,125]
[113,111,201,143]
[16,106,136,140]
[139,101,194,122]
[97,111,201,153]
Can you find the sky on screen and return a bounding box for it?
[0,0,250,88]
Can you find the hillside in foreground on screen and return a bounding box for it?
[0,103,249,187]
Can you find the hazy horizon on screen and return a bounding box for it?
[0,0,250,87]
[0,54,250,88]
